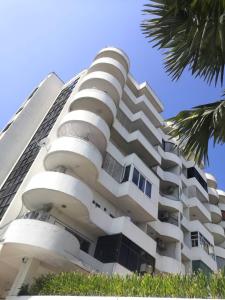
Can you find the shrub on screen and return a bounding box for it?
[24,270,225,298]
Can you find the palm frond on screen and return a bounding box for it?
[141,0,225,85]
[167,91,225,165]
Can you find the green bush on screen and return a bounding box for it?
[25,271,225,298]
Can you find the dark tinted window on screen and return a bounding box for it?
[122,165,130,182]
[132,168,139,186]
[145,181,152,198]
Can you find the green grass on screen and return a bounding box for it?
[23,271,225,298]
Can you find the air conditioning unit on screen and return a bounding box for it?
[140,263,153,274]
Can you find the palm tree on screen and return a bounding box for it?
[141,0,225,165]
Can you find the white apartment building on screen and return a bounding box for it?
[0,47,225,297]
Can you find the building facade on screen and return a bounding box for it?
[0,47,225,297]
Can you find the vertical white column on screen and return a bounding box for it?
[8,257,40,296]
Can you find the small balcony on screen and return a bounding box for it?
[155,253,184,274]
[205,173,217,189]
[94,233,155,274]
[69,89,116,125]
[94,47,130,72]
[188,197,211,223]
[78,71,122,105]
[88,57,127,86]
[205,223,225,245]
[218,189,225,204]
[208,187,219,205]
[1,218,81,270]
[44,137,102,185]
[58,110,110,154]
[204,203,222,224]
[22,171,92,221]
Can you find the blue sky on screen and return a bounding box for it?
[0,0,224,189]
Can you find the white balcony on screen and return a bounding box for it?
[205,223,225,245]
[44,137,102,185]
[181,174,209,203]
[58,110,110,154]
[149,220,183,242]
[95,47,130,72]
[22,172,92,221]
[157,145,182,168]
[98,170,158,222]
[113,120,161,167]
[156,166,181,188]
[118,101,162,146]
[215,246,225,259]
[155,254,184,274]
[69,89,116,125]
[181,217,214,245]
[159,195,183,213]
[123,85,163,128]
[91,213,156,258]
[191,247,217,272]
[78,71,122,105]
[204,203,222,224]
[218,189,225,204]
[205,172,217,189]
[0,219,81,270]
[208,187,219,205]
[188,197,211,223]
[88,57,127,86]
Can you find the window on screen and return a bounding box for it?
[94,234,155,273]
[187,167,208,192]
[221,210,225,221]
[122,165,130,182]
[145,181,152,198]
[132,167,152,198]
[191,231,214,257]
[132,168,139,185]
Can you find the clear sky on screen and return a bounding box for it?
[0,0,224,189]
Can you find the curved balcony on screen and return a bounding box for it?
[69,89,116,125]
[22,172,92,221]
[95,47,130,72]
[157,145,182,168]
[44,137,102,185]
[191,246,217,272]
[88,57,127,86]
[205,223,225,245]
[218,189,225,204]
[156,166,181,188]
[205,203,222,224]
[159,195,183,213]
[1,219,80,269]
[155,254,183,274]
[188,198,211,223]
[215,246,225,259]
[78,71,122,105]
[205,173,217,189]
[149,220,183,242]
[58,110,110,154]
[208,187,219,205]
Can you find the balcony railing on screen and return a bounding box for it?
[22,211,91,253]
